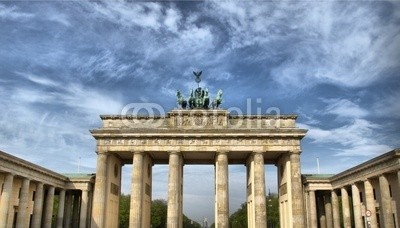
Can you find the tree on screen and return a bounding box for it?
[151,199,168,228]
[119,194,130,228]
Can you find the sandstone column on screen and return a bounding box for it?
[56,189,66,228]
[331,190,340,228]
[253,152,266,227]
[16,178,30,228]
[130,152,144,227]
[351,184,363,228]
[0,173,14,228]
[324,194,333,228]
[379,174,394,227]
[215,152,229,228]
[72,193,80,228]
[167,152,182,228]
[79,189,89,228]
[43,186,55,228]
[290,151,305,227]
[32,182,44,228]
[64,191,72,228]
[317,195,326,228]
[91,152,108,228]
[309,190,318,228]
[364,179,377,227]
[341,188,351,228]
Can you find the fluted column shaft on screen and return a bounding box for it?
[290,152,305,227]
[167,152,182,228]
[16,178,30,228]
[324,194,333,228]
[79,190,89,228]
[91,152,108,228]
[309,191,318,228]
[341,188,351,228]
[254,152,266,227]
[379,175,394,227]
[215,152,229,228]
[43,186,55,228]
[331,190,340,228]
[56,189,66,228]
[317,195,326,228]
[0,173,14,228]
[351,184,363,228]
[364,179,378,227]
[130,152,144,228]
[64,191,72,228]
[32,182,44,228]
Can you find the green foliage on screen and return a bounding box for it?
[119,194,130,228]
[229,203,247,228]
[229,193,280,228]
[151,199,168,228]
[119,196,201,228]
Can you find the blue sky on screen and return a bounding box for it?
[1,0,399,223]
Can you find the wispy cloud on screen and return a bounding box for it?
[0,4,33,20]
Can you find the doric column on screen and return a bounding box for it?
[331,190,340,228]
[167,152,182,228]
[309,191,318,228]
[254,152,266,227]
[64,191,72,228]
[57,189,66,228]
[32,182,44,228]
[379,174,394,227]
[43,186,55,228]
[340,188,351,228]
[364,179,377,227]
[0,173,14,228]
[130,152,144,227]
[290,151,305,227]
[215,152,229,228]
[72,193,80,228]
[16,178,30,228]
[91,152,108,228]
[324,194,333,228]
[351,184,363,228]
[79,189,89,228]
[317,195,326,228]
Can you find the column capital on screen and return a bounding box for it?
[132,150,144,155]
[96,150,109,155]
[168,151,181,155]
[289,150,302,155]
[252,150,264,155]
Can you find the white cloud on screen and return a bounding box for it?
[16,71,60,87]
[300,119,392,157]
[323,98,368,119]
[0,4,34,20]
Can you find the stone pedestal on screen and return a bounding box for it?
[215,152,229,228]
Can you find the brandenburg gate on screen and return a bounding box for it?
[90,108,307,228]
[90,72,307,228]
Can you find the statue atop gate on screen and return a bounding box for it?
[176,71,223,109]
